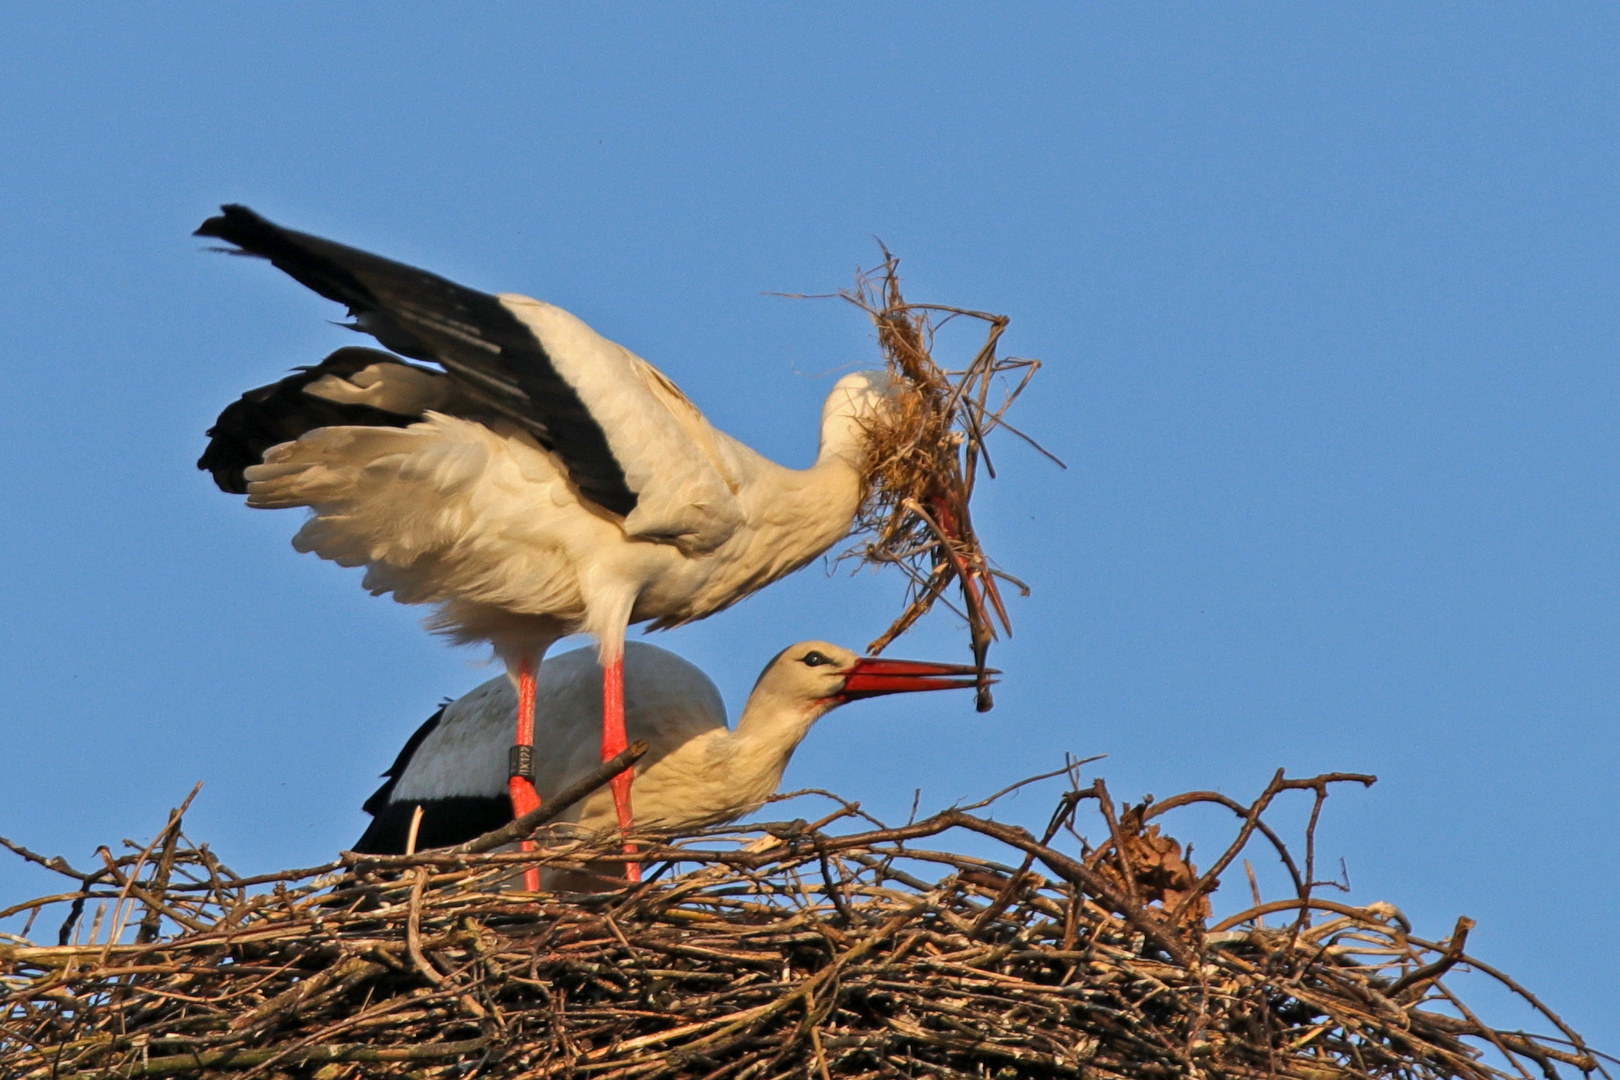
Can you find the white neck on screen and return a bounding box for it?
[663,371,892,624]
[751,369,891,558]
[702,691,838,816]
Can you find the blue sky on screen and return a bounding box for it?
[1,5,1615,1047]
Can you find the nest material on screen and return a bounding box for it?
[836,252,1062,710]
[2,767,1604,1080]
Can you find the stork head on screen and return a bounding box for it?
[749,640,986,721]
[818,371,901,468]
[725,641,989,813]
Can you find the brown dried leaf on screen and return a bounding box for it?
[1096,805,1213,926]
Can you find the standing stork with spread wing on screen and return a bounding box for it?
[196,205,903,879]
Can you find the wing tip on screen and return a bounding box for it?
[193,203,263,241]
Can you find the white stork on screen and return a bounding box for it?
[352,640,980,869]
[195,206,910,878]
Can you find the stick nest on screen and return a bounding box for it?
[837,252,1062,710]
[1,769,1604,1080]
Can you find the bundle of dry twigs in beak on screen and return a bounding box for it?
[839,249,1062,710]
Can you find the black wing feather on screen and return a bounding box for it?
[199,347,420,494]
[352,796,514,854]
[360,706,446,817]
[196,204,638,516]
[354,706,511,854]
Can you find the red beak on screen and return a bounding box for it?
[840,657,993,700]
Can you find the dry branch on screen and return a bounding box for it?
[1,768,1604,1080]
[834,250,1061,709]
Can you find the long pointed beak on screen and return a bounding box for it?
[840,657,995,700]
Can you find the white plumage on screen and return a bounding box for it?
[354,640,982,857]
[196,205,907,867]
[243,369,887,656]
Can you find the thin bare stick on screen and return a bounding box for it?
[0,764,1596,1080]
[448,740,648,855]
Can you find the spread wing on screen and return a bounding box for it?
[197,205,743,551]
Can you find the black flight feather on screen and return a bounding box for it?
[199,347,421,494]
[196,204,638,516]
[352,796,514,855]
[361,705,444,817]
[355,706,506,854]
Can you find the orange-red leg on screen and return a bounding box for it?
[509,657,542,892]
[600,655,639,881]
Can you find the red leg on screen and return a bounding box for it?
[601,654,640,881]
[509,657,542,892]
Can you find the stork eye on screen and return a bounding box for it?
[801,650,834,667]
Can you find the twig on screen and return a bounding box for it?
[0,766,1597,1080]
[448,740,648,855]
[1389,916,1475,1000]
